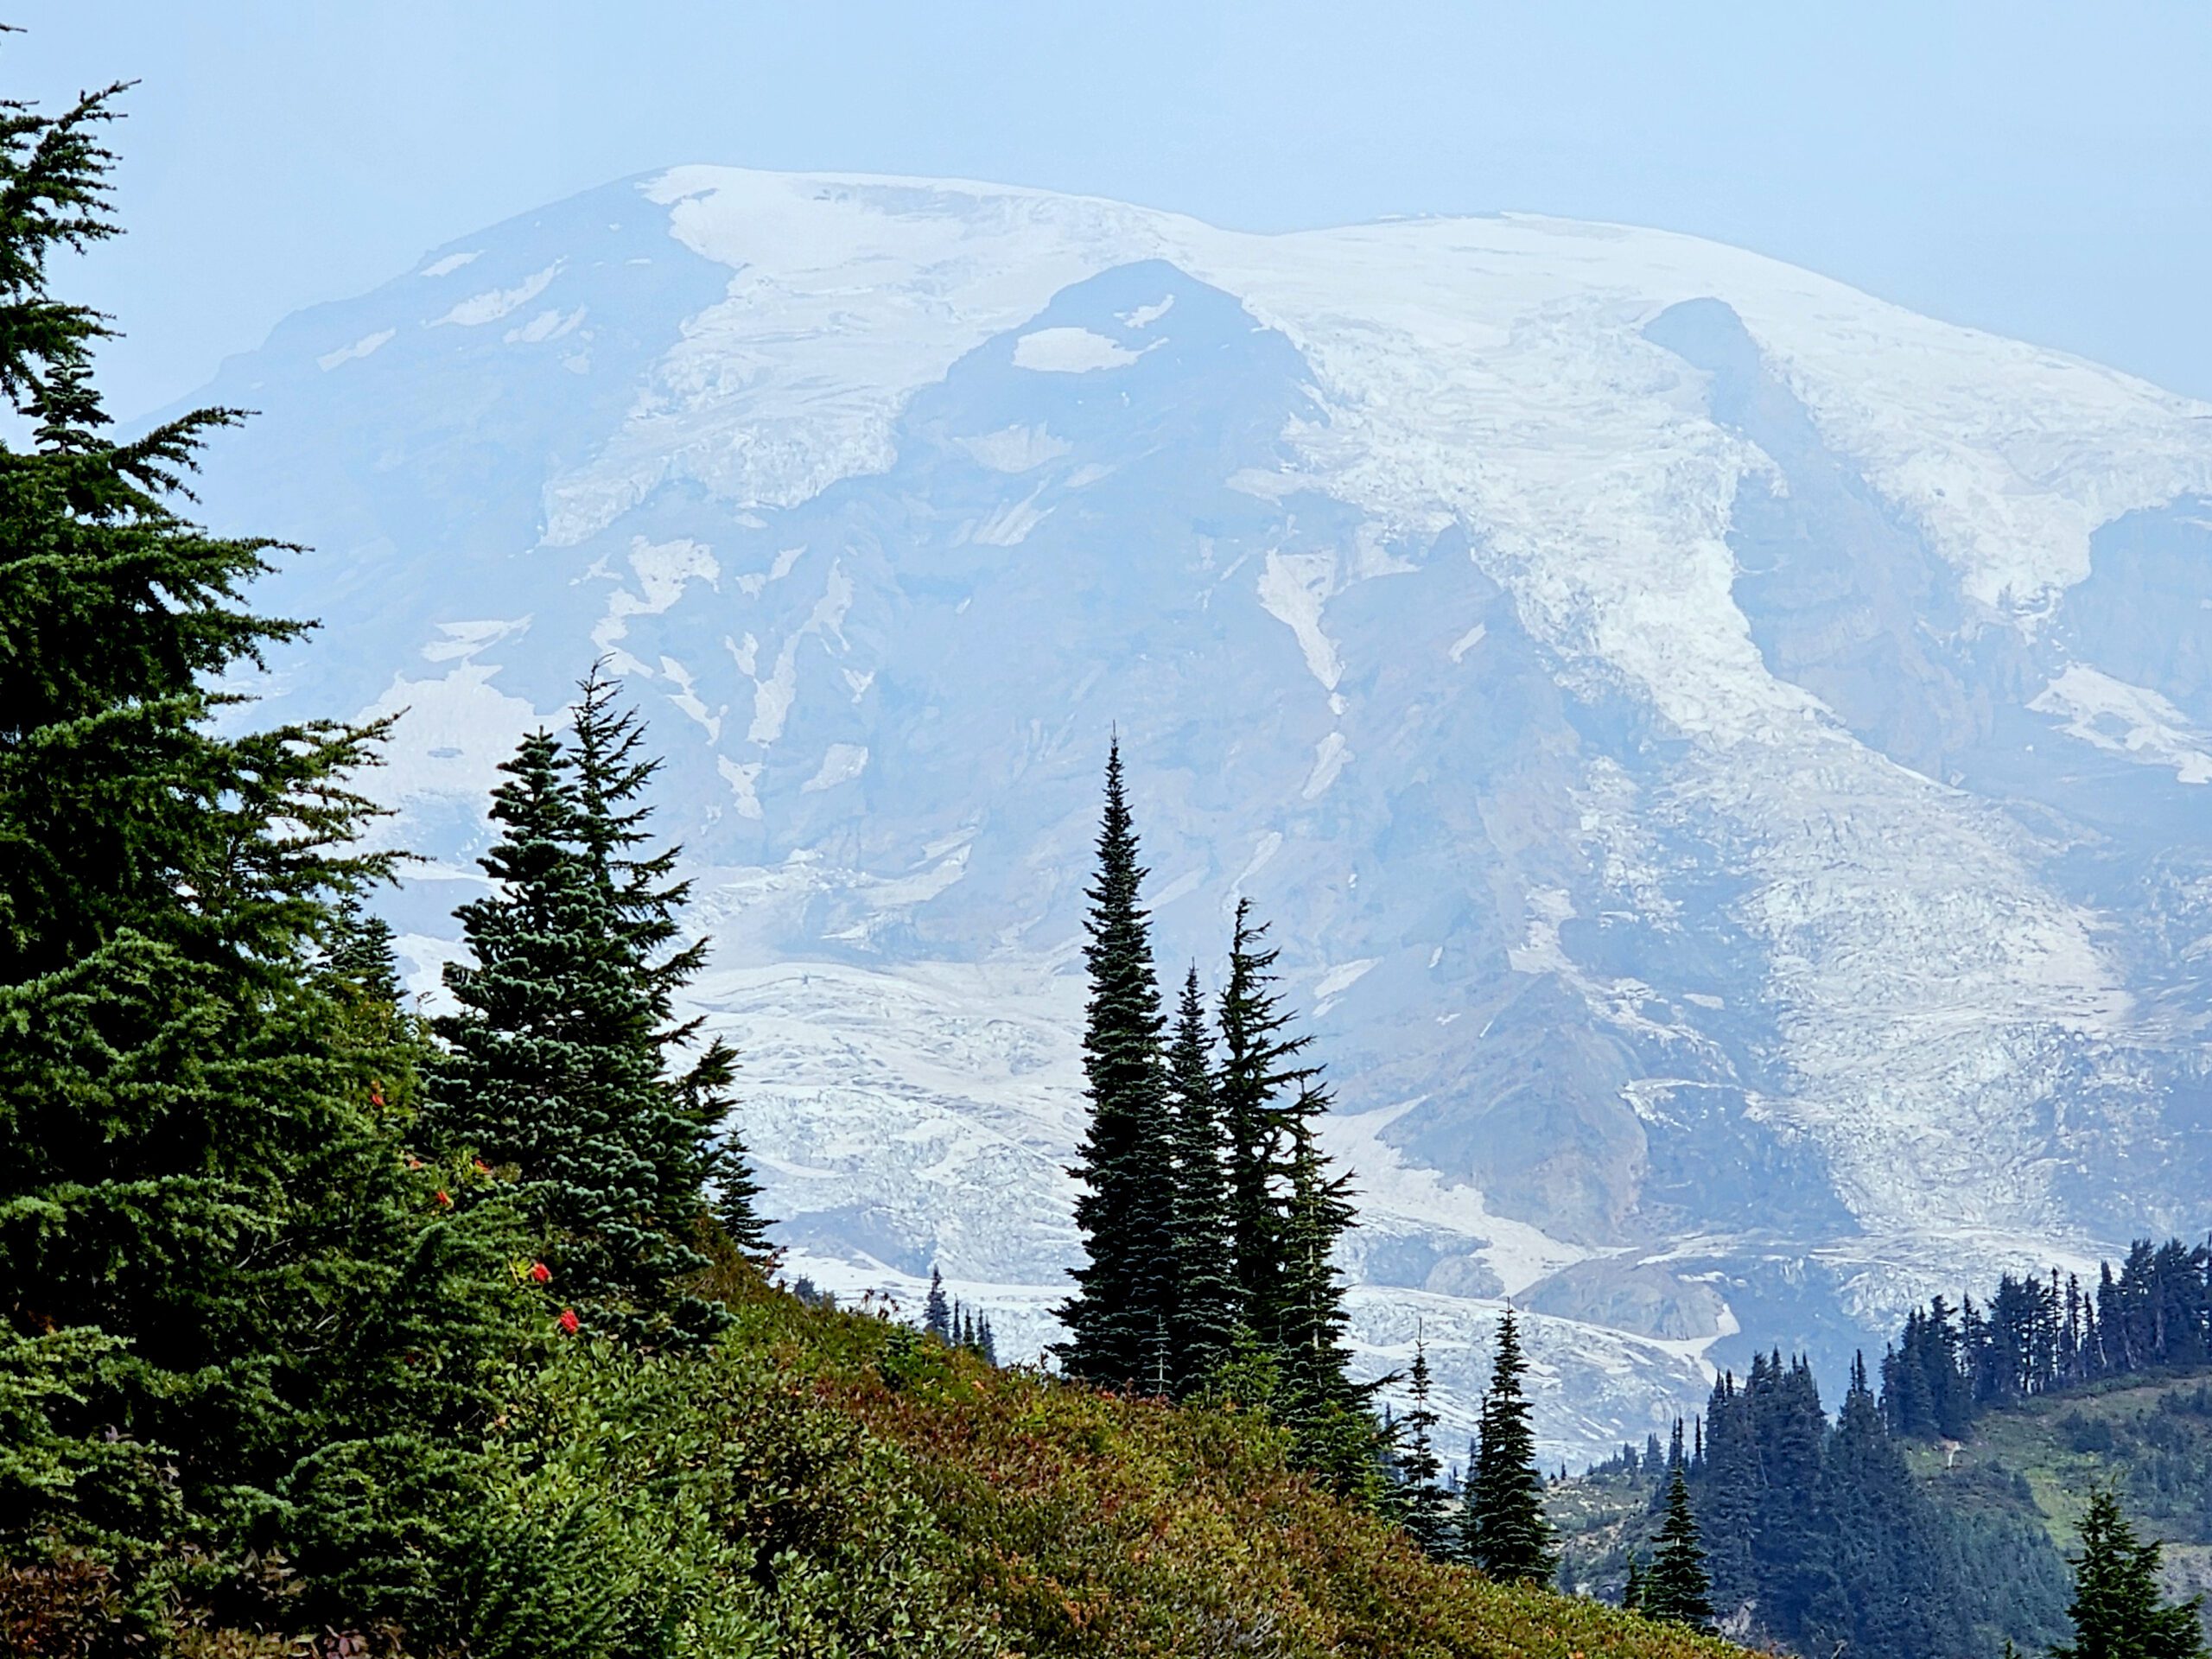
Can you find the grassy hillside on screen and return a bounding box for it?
[1911,1370,2212,1626]
[375,1255,1746,1659]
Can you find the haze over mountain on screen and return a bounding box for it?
[183,167,2212,1465]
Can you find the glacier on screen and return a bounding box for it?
[180,168,2212,1465]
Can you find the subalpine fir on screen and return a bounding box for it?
[1642,1465,1713,1628]
[0,82,521,1631]
[1397,1332,1453,1556]
[1214,899,1316,1337]
[1165,964,1239,1392]
[1053,740,1179,1390]
[1459,1307,1558,1583]
[2055,1489,2207,1659]
[568,666,769,1264]
[428,728,721,1349]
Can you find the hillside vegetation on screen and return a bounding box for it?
[467,1255,1747,1658]
[1911,1370,2212,1634]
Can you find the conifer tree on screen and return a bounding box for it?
[568,669,769,1273]
[428,730,721,1349]
[1215,899,1315,1332]
[1459,1307,1557,1583]
[1054,740,1178,1389]
[0,80,521,1630]
[925,1267,951,1343]
[1166,964,1240,1393]
[1398,1332,1452,1557]
[1623,1550,1645,1611]
[2054,1490,2207,1659]
[1643,1465,1713,1628]
[1273,1103,1361,1408]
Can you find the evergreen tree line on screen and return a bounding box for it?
[1055,742,1374,1491]
[923,1264,999,1364]
[1642,1351,2082,1656]
[1885,1238,2212,1442]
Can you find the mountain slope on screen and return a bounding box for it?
[181,168,2212,1463]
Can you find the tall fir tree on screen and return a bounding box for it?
[1214,899,1316,1338]
[567,666,768,1268]
[2054,1491,2208,1659]
[1397,1332,1453,1557]
[427,729,721,1349]
[1165,964,1240,1393]
[1459,1307,1558,1584]
[1054,740,1179,1389]
[1642,1465,1713,1629]
[0,80,522,1635]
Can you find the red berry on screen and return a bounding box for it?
[530,1262,551,1284]
[557,1308,580,1334]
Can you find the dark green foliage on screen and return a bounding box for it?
[428,721,725,1351]
[569,664,759,1265]
[2053,1489,2207,1659]
[1460,1308,1557,1583]
[1055,739,1179,1391]
[925,1268,951,1343]
[1884,1238,2212,1442]
[1214,899,1313,1332]
[1642,1466,1713,1628]
[1165,964,1239,1394]
[1396,1334,1452,1557]
[0,76,526,1637]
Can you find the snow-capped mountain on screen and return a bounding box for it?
[183,168,2212,1465]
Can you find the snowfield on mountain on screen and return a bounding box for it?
[189,166,2212,1465]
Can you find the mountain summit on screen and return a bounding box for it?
[188,168,2212,1463]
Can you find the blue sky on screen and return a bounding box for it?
[22,3,2212,419]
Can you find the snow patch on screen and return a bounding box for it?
[318,328,394,371]
[1301,731,1351,798]
[1013,326,1156,372]
[802,743,870,793]
[1255,550,1342,691]
[2030,663,2212,785]
[434,261,563,327]
[961,424,1073,473]
[419,250,481,278]
[505,306,585,345]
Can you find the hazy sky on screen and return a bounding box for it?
[22,3,2212,420]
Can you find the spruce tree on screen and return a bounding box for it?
[1643,1465,1713,1628]
[1459,1307,1558,1583]
[1398,1332,1453,1557]
[1622,1551,1645,1611]
[1053,740,1178,1389]
[2053,1490,2207,1659]
[1166,964,1240,1393]
[0,80,521,1633]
